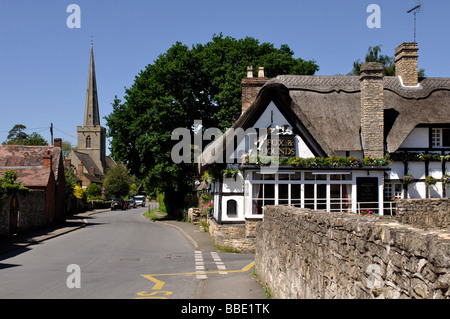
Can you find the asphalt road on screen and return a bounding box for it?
[0,207,260,299]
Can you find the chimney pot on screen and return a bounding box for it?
[247,66,253,78]
[258,67,265,78]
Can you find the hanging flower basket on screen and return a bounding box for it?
[425,176,437,187]
[402,174,414,185]
[441,175,450,186]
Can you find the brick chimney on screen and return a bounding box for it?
[360,62,384,158]
[43,150,52,170]
[53,138,62,148]
[395,42,419,87]
[241,66,268,113]
[77,162,84,176]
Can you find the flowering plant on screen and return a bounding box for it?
[425,175,437,187]
[402,174,414,185]
[442,175,450,186]
[199,192,214,214]
[360,210,374,216]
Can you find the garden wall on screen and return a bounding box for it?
[255,202,450,299]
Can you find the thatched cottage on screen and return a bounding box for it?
[197,42,450,251]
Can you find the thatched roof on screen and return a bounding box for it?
[198,74,450,169]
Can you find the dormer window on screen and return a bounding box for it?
[431,128,450,147]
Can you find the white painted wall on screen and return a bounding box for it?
[387,162,404,180]
[400,127,429,148]
[222,172,244,193]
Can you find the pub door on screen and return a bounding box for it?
[356,177,378,214]
[9,195,19,235]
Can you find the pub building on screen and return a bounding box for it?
[197,43,450,244]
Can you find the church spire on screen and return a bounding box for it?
[84,41,100,127]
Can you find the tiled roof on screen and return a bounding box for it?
[0,145,62,188]
[0,168,51,188]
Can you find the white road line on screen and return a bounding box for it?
[195,251,207,279]
[211,252,227,274]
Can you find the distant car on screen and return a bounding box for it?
[128,199,136,208]
[111,198,125,211]
[134,195,146,207]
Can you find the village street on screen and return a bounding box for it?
[0,207,264,300]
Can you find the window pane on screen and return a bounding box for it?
[291,184,301,200]
[278,174,290,180]
[317,184,327,210]
[279,184,289,205]
[264,174,275,180]
[315,174,326,181]
[264,184,275,198]
[305,172,314,180]
[330,174,341,181]
[304,184,314,209]
[443,129,450,147]
[291,172,301,180]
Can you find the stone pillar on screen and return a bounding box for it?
[360,62,384,158]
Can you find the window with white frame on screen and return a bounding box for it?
[250,171,353,214]
[432,128,450,147]
[384,183,403,200]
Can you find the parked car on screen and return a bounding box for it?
[134,195,146,207]
[128,199,136,208]
[111,198,125,211]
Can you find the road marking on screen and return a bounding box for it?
[211,252,227,274]
[140,261,255,291]
[195,250,207,279]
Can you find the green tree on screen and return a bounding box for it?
[0,169,29,201]
[2,124,48,146]
[103,163,132,199]
[105,34,319,214]
[64,168,78,200]
[85,183,102,200]
[349,45,425,77]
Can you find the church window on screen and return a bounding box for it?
[86,136,92,149]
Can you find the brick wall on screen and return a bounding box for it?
[255,205,449,299]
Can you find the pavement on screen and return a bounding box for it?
[0,207,267,300]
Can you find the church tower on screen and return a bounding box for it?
[76,41,106,174]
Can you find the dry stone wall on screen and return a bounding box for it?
[255,204,450,299]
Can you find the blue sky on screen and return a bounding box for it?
[1,0,449,154]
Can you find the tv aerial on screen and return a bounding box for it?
[407,0,423,42]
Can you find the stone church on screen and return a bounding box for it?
[66,42,115,188]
